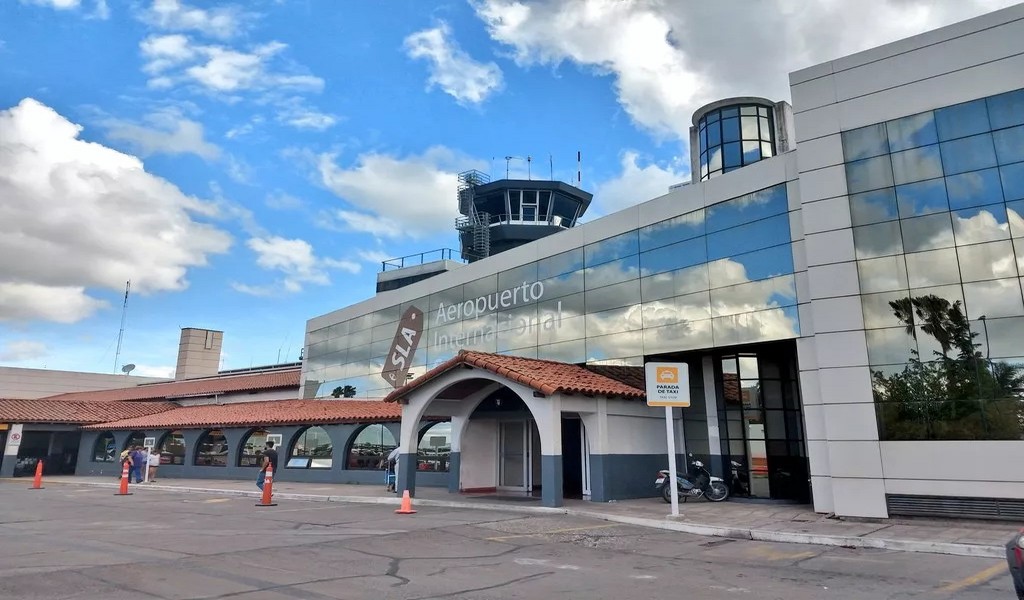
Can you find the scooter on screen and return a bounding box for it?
[655,455,729,503]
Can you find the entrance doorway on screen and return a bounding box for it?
[498,420,539,493]
[561,416,584,499]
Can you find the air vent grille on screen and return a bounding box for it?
[886,494,1024,521]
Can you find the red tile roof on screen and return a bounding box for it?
[0,398,177,425]
[41,368,300,403]
[384,350,646,403]
[83,399,402,430]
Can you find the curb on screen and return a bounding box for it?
[45,480,1004,559]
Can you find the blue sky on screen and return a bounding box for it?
[0,0,1013,377]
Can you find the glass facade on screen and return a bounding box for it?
[842,88,1024,441]
[698,104,776,181]
[305,183,800,398]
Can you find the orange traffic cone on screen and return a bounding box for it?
[395,489,416,514]
[28,460,44,490]
[114,462,132,496]
[255,464,277,507]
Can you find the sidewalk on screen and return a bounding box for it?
[23,475,1018,559]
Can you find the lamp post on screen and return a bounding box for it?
[979,315,992,375]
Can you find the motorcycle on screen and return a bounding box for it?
[655,455,730,503]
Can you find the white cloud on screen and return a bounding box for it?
[235,236,360,295]
[0,99,232,323]
[226,154,253,183]
[103,109,220,159]
[473,0,1018,141]
[21,0,80,10]
[265,191,303,210]
[141,0,252,40]
[357,249,394,265]
[317,146,482,239]
[0,340,48,362]
[404,21,504,105]
[226,115,264,139]
[140,35,323,93]
[275,97,338,131]
[131,364,175,378]
[592,151,688,215]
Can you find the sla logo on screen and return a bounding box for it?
[656,366,678,384]
[381,306,424,389]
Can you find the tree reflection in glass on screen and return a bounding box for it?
[873,293,1024,440]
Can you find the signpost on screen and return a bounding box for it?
[644,362,690,517]
[143,437,156,483]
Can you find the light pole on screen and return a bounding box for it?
[979,315,992,375]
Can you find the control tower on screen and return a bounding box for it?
[455,170,593,263]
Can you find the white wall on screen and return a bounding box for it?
[791,4,1024,517]
[460,418,497,490]
[0,367,167,399]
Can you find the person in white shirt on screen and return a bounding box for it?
[386,446,401,493]
[147,449,161,482]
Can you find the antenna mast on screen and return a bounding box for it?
[113,280,130,374]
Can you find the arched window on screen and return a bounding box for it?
[239,429,270,467]
[123,431,145,451]
[93,432,116,462]
[287,426,333,469]
[158,430,186,465]
[194,429,228,466]
[417,422,452,472]
[347,424,395,470]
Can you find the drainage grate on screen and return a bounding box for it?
[886,494,1024,521]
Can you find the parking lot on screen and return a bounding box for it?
[0,483,1013,599]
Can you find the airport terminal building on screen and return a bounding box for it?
[301,6,1024,519]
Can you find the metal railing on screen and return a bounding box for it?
[465,213,570,228]
[381,249,466,272]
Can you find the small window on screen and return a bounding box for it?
[239,429,270,467]
[158,430,186,465]
[289,426,333,469]
[93,432,116,462]
[195,429,228,467]
[347,424,395,470]
[417,422,452,472]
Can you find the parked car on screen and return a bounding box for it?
[1007,528,1024,599]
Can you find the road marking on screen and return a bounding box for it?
[486,523,620,541]
[748,546,818,562]
[936,562,1006,594]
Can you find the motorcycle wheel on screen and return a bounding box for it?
[661,484,673,504]
[705,481,729,502]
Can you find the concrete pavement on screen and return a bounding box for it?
[19,475,1019,559]
[0,483,1015,599]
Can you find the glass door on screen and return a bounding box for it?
[498,421,527,490]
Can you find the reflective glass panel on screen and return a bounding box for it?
[709,147,722,173]
[901,212,954,253]
[742,116,758,138]
[743,141,761,163]
[706,185,787,232]
[846,155,894,193]
[1001,163,1024,202]
[895,178,948,218]
[858,255,909,293]
[962,279,1024,319]
[585,279,641,313]
[498,262,538,291]
[762,142,774,159]
[586,305,643,336]
[862,291,913,329]
[843,124,889,161]
[713,306,799,346]
[724,142,742,168]
[1007,199,1024,237]
[641,297,684,328]
[891,145,943,185]
[463,274,498,300]
[722,117,740,142]
[865,327,917,365]
[537,339,586,363]
[708,121,722,146]
[850,188,899,226]
[584,231,639,267]
[939,134,997,175]
[886,112,938,152]
[639,209,705,252]
[759,116,771,139]
[957,240,1018,282]
[935,99,990,141]
[706,213,790,260]
[673,263,712,296]
[639,236,706,277]
[951,204,1010,245]
[540,269,584,299]
[854,221,904,259]
[984,316,1024,359]
[640,272,675,302]
[538,314,584,344]
[586,331,644,361]
[994,126,1024,165]
[585,254,640,288]
[946,168,1004,210]
[987,89,1024,130]
[904,247,960,288]
[709,275,796,317]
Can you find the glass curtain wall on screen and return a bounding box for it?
[842,87,1024,441]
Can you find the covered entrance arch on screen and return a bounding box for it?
[383,350,646,508]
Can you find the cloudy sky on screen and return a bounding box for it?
[0,0,1016,377]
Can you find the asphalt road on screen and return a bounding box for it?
[0,483,1013,599]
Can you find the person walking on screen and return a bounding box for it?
[257,440,278,493]
[147,448,161,482]
[130,446,145,483]
[386,446,401,494]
